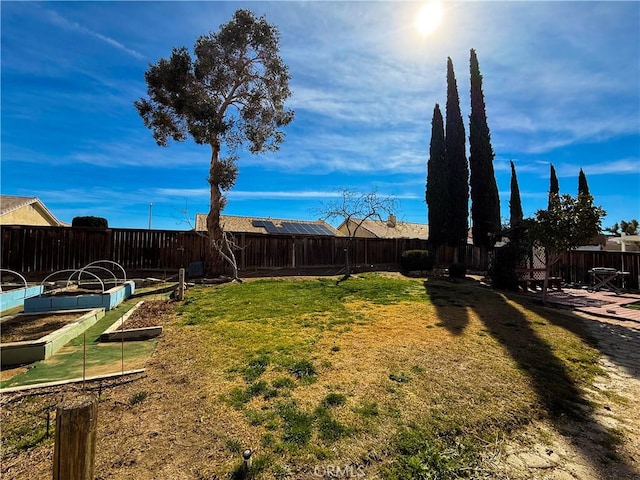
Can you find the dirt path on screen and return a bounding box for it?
[499,310,640,479]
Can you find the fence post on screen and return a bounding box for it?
[177,268,185,300]
[53,393,98,480]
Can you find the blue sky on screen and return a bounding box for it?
[2,1,639,231]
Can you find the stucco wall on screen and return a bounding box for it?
[0,205,57,226]
[337,221,377,238]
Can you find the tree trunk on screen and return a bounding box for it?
[541,261,549,305]
[338,238,352,283]
[207,141,224,275]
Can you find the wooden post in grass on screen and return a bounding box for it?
[53,394,98,480]
[177,268,185,301]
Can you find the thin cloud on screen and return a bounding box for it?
[45,8,145,60]
[557,159,640,177]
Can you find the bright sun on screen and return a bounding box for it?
[415,1,444,36]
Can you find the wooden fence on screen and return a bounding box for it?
[1,225,442,278]
[558,250,640,290]
[3,226,635,289]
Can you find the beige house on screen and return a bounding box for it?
[0,195,65,226]
[337,215,428,239]
[603,234,640,252]
[195,213,342,236]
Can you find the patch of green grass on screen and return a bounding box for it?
[353,401,379,418]
[227,387,252,408]
[261,433,276,448]
[178,275,428,328]
[277,402,314,447]
[383,428,487,480]
[227,380,273,408]
[128,391,148,405]
[321,393,347,408]
[3,422,50,454]
[246,409,279,427]
[272,377,296,389]
[315,407,350,443]
[286,359,317,379]
[241,354,270,382]
[225,438,243,453]
[624,301,640,311]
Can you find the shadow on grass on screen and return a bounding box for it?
[514,295,640,381]
[471,288,639,477]
[422,279,471,335]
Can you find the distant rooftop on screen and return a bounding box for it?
[338,215,428,239]
[194,213,342,236]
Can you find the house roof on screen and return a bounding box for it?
[340,217,429,239]
[0,195,65,226]
[195,213,342,236]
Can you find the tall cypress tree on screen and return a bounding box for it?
[509,160,523,227]
[548,164,559,208]
[445,57,469,247]
[469,49,500,247]
[578,168,590,196]
[426,103,448,246]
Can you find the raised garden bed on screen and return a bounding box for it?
[100,300,171,342]
[24,281,135,313]
[0,308,105,366]
[1,312,82,343]
[0,285,45,313]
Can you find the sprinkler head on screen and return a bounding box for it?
[242,448,253,470]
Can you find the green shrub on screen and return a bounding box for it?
[72,216,108,228]
[448,263,466,279]
[400,250,434,272]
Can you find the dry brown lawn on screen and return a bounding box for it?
[1,274,638,479]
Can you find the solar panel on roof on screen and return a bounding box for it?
[252,220,279,233]
[252,220,334,236]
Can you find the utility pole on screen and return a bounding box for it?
[148,203,153,230]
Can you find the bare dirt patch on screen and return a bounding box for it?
[0,313,81,343]
[115,300,174,330]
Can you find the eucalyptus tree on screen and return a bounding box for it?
[135,9,293,272]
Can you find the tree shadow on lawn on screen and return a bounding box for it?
[472,290,639,477]
[516,297,640,381]
[423,279,471,335]
[424,279,638,477]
